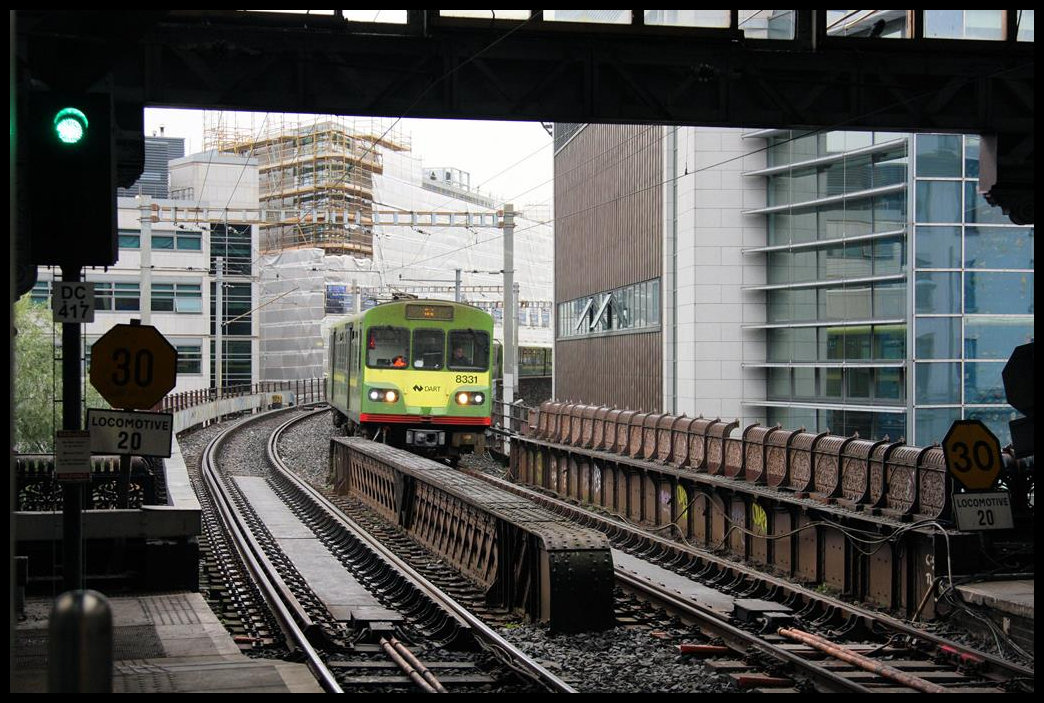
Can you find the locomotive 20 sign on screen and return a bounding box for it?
[90,322,178,410]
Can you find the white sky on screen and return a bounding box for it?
[144,108,554,208]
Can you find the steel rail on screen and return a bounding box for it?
[469,461,1035,684]
[779,627,947,693]
[201,409,343,693]
[269,409,578,694]
[615,570,872,693]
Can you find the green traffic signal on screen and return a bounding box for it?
[53,106,89,145]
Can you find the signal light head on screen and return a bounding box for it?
[53,107,89,145]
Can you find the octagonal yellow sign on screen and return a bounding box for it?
[90,323,178,410]
[942,420,1002,491]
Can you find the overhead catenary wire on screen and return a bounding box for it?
[172,15,1028,256]
[156,15,1029,352]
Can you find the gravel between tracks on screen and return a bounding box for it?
[269,407,742,693]
[177,406,1030,692]
[179,407,740,693]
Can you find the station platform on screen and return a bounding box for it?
[954,578,1034,656]
[11,591,324,693]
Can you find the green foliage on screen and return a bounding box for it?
[13,296,108,453]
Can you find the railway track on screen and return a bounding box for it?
[194,406,573,693]
[185,407,1033,693]
[462,462,1035,693]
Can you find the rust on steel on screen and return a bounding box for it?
[777,627,947,694]
[512,401,1000,619]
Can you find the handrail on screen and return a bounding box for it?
[159,377,327,413]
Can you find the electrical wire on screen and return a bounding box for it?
[165,15,1030,264]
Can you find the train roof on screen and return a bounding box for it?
[329,298,493,328]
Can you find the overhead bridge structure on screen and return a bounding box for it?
[14,10,1034,226]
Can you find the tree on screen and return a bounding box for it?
[13,295,108,453]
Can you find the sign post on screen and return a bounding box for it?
[942,419,1013,531]
[89,321,178,507]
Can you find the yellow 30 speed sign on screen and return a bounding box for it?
[90,322,178,410]
[942,420,1003,490]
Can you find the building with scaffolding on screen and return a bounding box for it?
[210,115,410,257]
[25,114,554,404]
[204,113,554,385]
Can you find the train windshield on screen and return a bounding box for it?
[448,330,490,371]
[366,326,410,368]
[412,329,445,369]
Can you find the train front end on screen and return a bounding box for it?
[359,301,493,463]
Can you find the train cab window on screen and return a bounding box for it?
[366,326,410,368]
[412,329,445,369]
[448,330,490,371]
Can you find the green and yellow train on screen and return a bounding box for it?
[326,298,494,464]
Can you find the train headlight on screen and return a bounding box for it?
[368,388,399,403]
[455,391,485,405]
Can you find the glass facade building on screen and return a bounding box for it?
[911,134,1033,446]
[210,223,256,389]
[743,132,1032,446]
[551,10,1033,446]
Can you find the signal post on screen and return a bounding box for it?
[942,420,1013,532]
[21,88,118,592]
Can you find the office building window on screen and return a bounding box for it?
[915,226,961,268]
[965,226,1034,269]
[152,283,203,313]
[915,407,962,446]
[30,281,51,305]
[176,344,203,374]
[94,282,140,311]
[557,278,660,338]
[118,229,141,249]
[915,316,961,359]
[915,362,962,404]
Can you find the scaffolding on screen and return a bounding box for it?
[206,113,409,257]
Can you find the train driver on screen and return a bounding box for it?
[392,355,407,368]
[452,346,468,364]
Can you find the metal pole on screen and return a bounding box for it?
[139,196,152,325]
[215,256,223,398]
[60,263,84,592]
[502,205,516,439]
[455,268,461,302]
